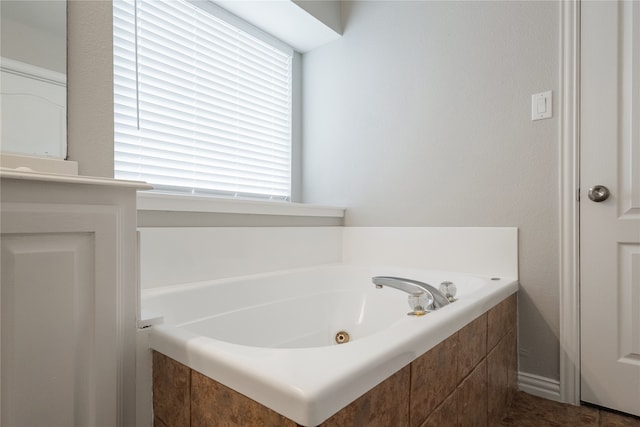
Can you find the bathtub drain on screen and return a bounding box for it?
[335,331,350,344]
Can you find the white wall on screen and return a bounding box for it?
[302,1,560,381]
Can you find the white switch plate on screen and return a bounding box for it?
[532,91,552,120]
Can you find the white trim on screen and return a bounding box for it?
[518,372,562,402]
[137,191,346,218]
[558,0,581,405]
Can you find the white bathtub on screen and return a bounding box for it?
[144,263,518,426]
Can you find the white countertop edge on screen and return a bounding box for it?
[0,168,152,190]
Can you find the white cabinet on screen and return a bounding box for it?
[0,170,149,426]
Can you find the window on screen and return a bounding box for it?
[113,0,293,200]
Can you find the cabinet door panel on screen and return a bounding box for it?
[1,233,94,426]
[1,202,122,427]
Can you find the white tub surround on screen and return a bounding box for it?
[139,227,344,291]
[343,227,518,278]
[138,226,518,426]
[0,170,150,426]
[138,226,517,291]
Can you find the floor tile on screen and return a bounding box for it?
[500,392,640,427]
[599,410,640,427]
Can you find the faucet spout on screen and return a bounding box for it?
[372,276,450,310]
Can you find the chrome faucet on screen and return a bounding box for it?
[372,276,451,315]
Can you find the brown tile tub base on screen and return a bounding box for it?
[153,293,518,427]
[415,294,517,427]
[191,370,298,427]
[153,351,297,427]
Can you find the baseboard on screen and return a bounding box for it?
[518,372,562,402]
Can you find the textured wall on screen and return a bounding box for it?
[67,0,114,177]
[302,1,560,381]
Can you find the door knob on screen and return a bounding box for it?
[588,185,610,202]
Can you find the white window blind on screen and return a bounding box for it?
[113,0,293,200]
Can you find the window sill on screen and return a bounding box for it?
[137,192,345,218]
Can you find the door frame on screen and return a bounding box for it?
[559,0,581,406]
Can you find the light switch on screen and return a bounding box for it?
[532,91,552,120]
[537,98,546,113]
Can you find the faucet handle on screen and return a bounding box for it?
[407,292,433,316]
[439,281,457,302]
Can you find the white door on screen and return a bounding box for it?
[580,0,640,416]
